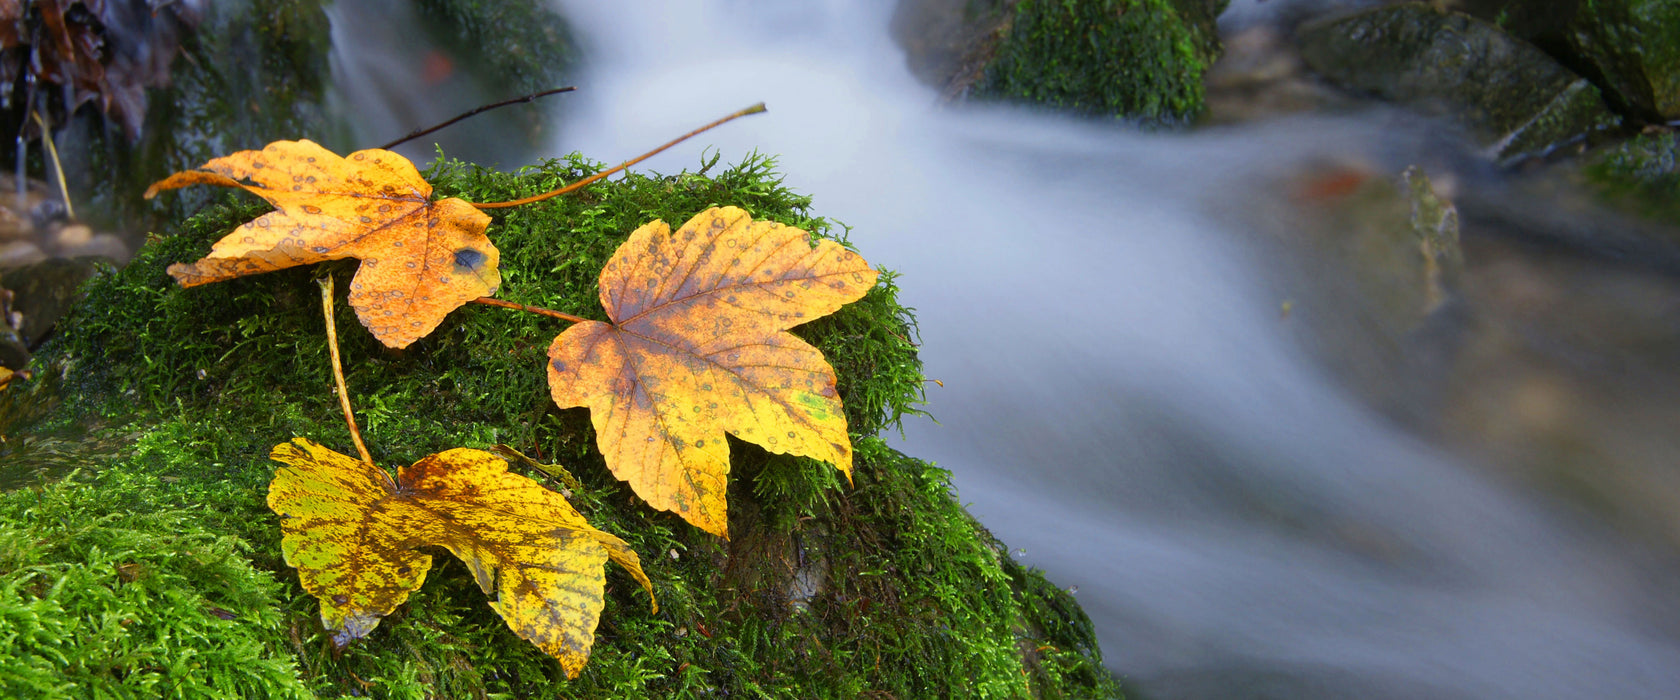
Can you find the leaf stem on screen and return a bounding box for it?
[319,275,377,468]
[378,86,578,151]
[470,102,767,210]
[471,296,589,324]
[31,111,74,221]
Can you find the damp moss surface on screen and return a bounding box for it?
[0,153,1122,699]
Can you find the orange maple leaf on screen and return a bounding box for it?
[546,206,877,537]
[145,139,500,349]
[268,438,655,678]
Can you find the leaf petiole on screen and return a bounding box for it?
[470,296,589,324]
[470,102,767,210]
[318,275,380,472]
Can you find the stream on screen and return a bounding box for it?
[330,1,1680,697]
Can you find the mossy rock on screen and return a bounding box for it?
[1581,130,1680,227]
[892,0,1220,126]
[1463,0,1680,123]
[1296,3,1622,163]
[0,153,1120,698]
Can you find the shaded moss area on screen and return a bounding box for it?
[973,0,1217,126]
[0,154,1119,698]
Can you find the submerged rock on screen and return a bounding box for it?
[1204,24,1354,124]
[1297,3,1621,162]
[892,0,1221,125]
[0,154,1121,698]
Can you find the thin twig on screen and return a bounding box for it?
[378,86,578,150]
[31,111,75,221]
[319,275,377,468]
[470,296,589,324]
[471,102,767,210]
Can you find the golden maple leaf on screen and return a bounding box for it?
[268,438,654,677]
[145,139,500,349]
[546,206,877,538]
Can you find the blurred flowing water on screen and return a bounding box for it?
[331,1,1680,697]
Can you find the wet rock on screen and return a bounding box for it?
[49,224,93,254]
[1404,165,1464,313]
[0,258,104,347]
[0,176,67,243]
[0,288,26,369]
[1297,3,1621,162]
[892,0,1222,125]
[1255,153,1680,548]
[0,206,26,242]
[1580,129,1680,227]
[67,233,130,262]
[0,327,26,369]
[0,241,44,268]
[1563,0,1680,122]
[1461,0,1680,123]
[1204,25,1353,124]
[1255,162,1474,423]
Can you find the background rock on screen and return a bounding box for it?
[1297,3,1622,162]
[1460,0,1680,123]
[892,0,1221,125]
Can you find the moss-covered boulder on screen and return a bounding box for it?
[891,0,1220,125]
[0,154,1120,698]
[1297,3,1622,162]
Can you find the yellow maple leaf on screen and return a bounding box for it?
[146,139,500,349]
[268,438,654,677]
[546,206,877,538]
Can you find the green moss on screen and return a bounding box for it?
[1,153,1117,698]
[0,466,310,698]
[973,0,1217,126]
